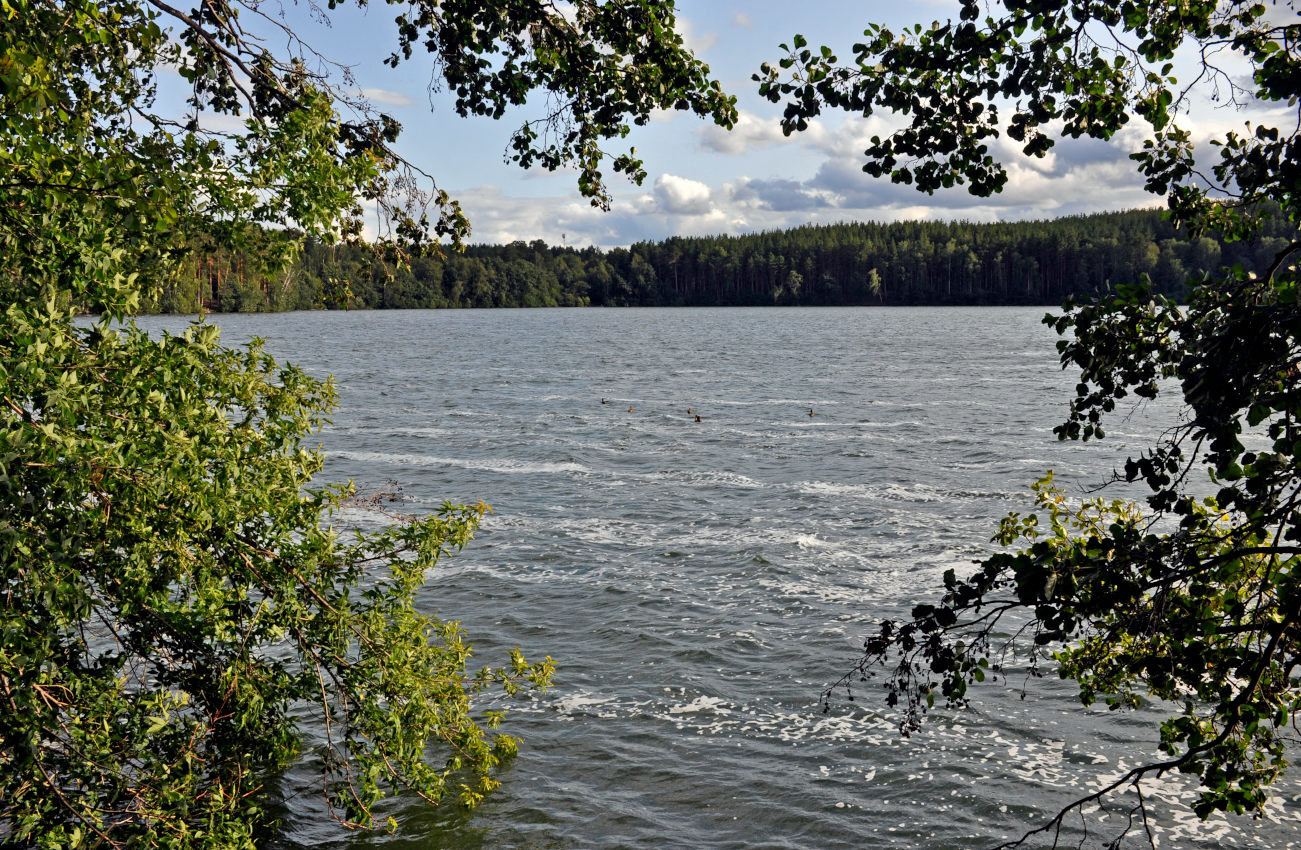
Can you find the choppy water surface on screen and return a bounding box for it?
[133,307,1300,849]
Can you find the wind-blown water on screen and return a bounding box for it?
[130,307,1300,849]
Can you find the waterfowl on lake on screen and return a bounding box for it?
[628,406,634,413]
[808,408,815,417]
[601,398,609,404]
[694,415,703,422]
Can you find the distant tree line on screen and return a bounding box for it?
[143,206,1298,313]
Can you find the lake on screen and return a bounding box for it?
[129,306,1300,849]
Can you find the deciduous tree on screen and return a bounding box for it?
[0,1,734,846]
[757,0,1301,845]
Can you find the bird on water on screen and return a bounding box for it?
[808,408,816,417]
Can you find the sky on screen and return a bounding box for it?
[179,0,1290,248]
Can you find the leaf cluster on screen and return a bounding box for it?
[3,0,763,845]
[0,304,557,847]
[782,0,1301,844]
[381,0,737,210]
[756,0,1296,228]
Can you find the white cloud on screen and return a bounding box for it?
[551,1,579,23]
[674,15,717,54]
[358,88,414,107]
[697,110,793,155]
[793,125,1159,220]
[196,112,247,134]
[652,173,715,215]
[730,176,832,212]
[992,154,1160,216]
[803,114,903,159]
[1175,102,1293,147]
[992,133,1058,175]
[403,117,1173,250]
[450,185,614,246]
[732,12,753,29]
[647,107,683,125]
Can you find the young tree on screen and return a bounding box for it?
[0,1,735,846]
[757,0,1301,845]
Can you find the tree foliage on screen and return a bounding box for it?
[757,0,1301,844]
[0,0,733,846]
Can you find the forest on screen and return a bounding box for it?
[146,206,1298,313]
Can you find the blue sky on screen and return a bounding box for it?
[181,1,1285,248]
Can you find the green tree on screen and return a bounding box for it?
[0,0,734,846]
[865,266,883,301]
[758,0,1301,845]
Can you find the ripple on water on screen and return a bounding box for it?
[134,307,1300,850]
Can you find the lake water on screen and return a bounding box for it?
[130,306,1300,849]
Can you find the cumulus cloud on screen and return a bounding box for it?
[438,139,1152,247]
[416,184,635,247]
[992,155,1161,217]
[381,120,1169,250]
[730,177,831,212]
[714,112,906,165]
[409,177,737,248]
[1176,102,1294,150]
[697,110,794,155]
[674,15,717,54]
[990,120,1146,178]
[732,12,753,28]
[652,173,715,215]
[398,182,719,249]
[798,129,1159,220]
